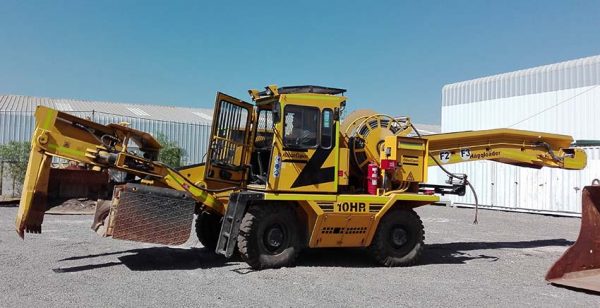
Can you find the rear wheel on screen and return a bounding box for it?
[368,208,424,266]
[195,211,222,251]
[237,205,301,269]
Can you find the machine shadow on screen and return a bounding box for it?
[53,238,574,273]
[297,238,574,268]
[420,238,574,265]
[54,247,238,273]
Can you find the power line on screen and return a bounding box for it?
[509,85,599,128]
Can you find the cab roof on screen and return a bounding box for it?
[276,85,346,95]
[249,85,346,101]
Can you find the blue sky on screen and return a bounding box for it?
[1,1,599,124]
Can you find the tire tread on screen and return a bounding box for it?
[237,205,300,269]
[368,208,425,267]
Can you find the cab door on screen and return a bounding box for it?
[204,92,254,188]
[269,103,338,193]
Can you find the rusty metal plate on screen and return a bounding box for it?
[546,185,600,293]
[111,184,195,246]
[49,168,109,199]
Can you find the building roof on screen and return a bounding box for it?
[0,94,442,135]
[412,123,440,135]
[443,54,600,106]
[0,95,214,124]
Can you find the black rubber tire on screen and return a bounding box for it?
[368,208,425,267]
[195,211,222,252]
[237,205,301,269]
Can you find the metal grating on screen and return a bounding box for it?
[111,185,195,246]
[321,227,368,234]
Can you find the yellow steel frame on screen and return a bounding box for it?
[16,106,223,237]
[263,192,438,247]
[424,128,586,170]
[16,85,588,254]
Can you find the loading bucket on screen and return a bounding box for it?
[546,185,600,293]
[109,184,196,246]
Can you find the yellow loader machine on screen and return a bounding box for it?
[15,85,600,292]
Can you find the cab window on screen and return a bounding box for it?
[283,105,319,148]
[321,109,333,149]
[255,109,274,148]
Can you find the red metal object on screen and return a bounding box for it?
[422,189,435,195]
[366,163,379,195]
[380,159,397,171]
[546,185,600,293]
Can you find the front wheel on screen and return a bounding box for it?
[237,205,301,269]
[195,211,222,252]
[368,208,425,266]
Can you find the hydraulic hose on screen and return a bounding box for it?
[410,124,480,224]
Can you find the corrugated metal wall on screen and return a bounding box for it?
[0,95,213,125]
[441,85,600,139]
[442,55,600,107]
[436,55,600,215]
[0,110,211,164]
[429,148,600,215]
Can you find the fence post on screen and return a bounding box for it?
[12,173,16,198]
[0,161,3,196]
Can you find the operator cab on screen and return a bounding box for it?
[250,102,274,185]
[203,85,346,193]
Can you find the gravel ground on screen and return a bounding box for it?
[1,206,599,307]
[46,198,97,215]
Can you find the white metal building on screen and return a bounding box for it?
[435,55,600,215]
[0,95,213,164]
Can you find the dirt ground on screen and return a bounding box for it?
[45,198,97,214]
